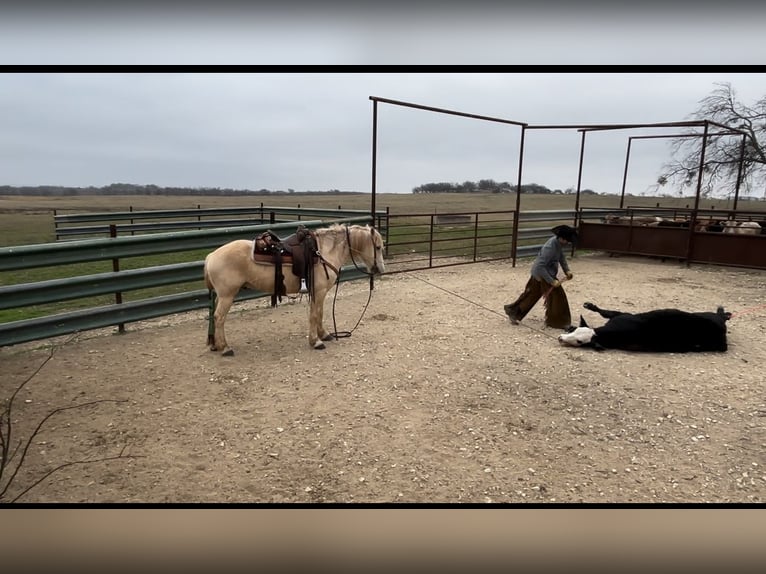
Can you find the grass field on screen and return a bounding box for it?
[1,191,758,247]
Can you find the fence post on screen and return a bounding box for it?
[473,214,479,262]
[383,206,390,257]
[428,214,435,268]
[110,224,125,334]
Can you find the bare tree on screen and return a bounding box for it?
[0,337,138,502]
[658,82,766,199]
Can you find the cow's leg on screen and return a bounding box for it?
[583,302,628,319]
[212,294,236,356]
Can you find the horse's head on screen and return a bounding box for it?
[348,224,385,275]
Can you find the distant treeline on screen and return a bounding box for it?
[0,181,602,196]
[0,184,364,196]
[412,179,599,195]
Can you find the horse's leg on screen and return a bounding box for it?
[316,287,336,343]
[313,288,334,343]
[308,292,330,349]
[213,294,236,356]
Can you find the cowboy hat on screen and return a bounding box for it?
[551,225,578,243]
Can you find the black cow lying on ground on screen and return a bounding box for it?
[557,302,731,352]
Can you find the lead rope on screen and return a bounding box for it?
[328,225,376,340]
[328,276,374,339]
[409,274,562,341]
[728,302,766,319]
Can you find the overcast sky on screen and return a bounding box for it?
[2,4,764,196]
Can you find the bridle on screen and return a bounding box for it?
[327,225,381,340]
[345,224,380,277]
[314,225,379,278]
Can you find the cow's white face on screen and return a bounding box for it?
[558,327,596,347]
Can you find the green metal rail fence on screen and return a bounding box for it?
[0,216,373,347]
[53,205,388,240]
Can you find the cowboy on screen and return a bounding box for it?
[503,224,577,329]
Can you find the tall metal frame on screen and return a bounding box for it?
[369,96,751,266]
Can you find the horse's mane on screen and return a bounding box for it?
[314,223,376,253]
[320,223,367,233]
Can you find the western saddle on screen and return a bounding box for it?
[253,225,318,306]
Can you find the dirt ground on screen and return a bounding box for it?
[2,252,765,504]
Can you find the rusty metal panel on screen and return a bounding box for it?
[627,227,688,258]
[579,222,766,270]
[579,223,687,258]
[577,222,631,252]
[691,233,766,268]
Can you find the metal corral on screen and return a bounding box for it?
[577,207,766,269]
[368,95,755,274]
[4,202,765,347]
[1,206,579,347]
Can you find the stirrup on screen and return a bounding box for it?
[299,279,308,294]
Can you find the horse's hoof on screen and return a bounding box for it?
[222,348,234,357]
[321,334,334,342]
[314,342,326,350]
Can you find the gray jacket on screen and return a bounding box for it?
[530,235,570,284]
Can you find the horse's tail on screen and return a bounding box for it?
[203,257,213,291]
[203,257,216,346]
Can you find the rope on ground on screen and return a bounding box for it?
[729,302,766,320]
[409,273,561,340]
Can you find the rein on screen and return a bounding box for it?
[328,274,375,340]
[326,225,378,340]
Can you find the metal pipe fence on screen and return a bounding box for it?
[0,216,373,347]
[382,209,576,274]
[53,204,387,240]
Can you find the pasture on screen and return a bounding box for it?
[2,246,764,503]
[1,192,756,247]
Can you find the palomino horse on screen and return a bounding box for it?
[203,223,385,356]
